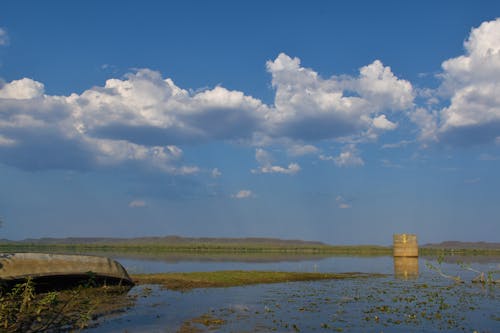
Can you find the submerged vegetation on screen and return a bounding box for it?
[0,271,384,331]
[131,271,384,291]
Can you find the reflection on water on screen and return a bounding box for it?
[75,251,498,278]
[393,256,419,280]
[112,254,394,274]
[88,273,500,333]
[76,252,499,332]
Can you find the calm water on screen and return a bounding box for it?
[86,254,499,332]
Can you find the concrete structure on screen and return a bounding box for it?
[0,253,133,288]
[393,234,418,257]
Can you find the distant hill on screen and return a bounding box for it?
[0,236,392,255]
[0,236,327,247]
[422,241,500,250]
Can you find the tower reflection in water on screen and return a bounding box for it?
[393,257,419,280]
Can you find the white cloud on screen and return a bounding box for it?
[175,165,200,175]
[319,154,335,161]
[129,200,147,208]
[409,108,439,142]
[433,18,500,144]
[286,144,319,156]
[0,28,8,46]
[382,140,413,149]
[231,190,253,199]
[0,53,413,173]
[252,148,301,175]
[320,145,364,167]
[372,114,397,130]
[334,149,364,167]
[254,163,301,175]
[0,134,16,146]
[255,148,273,166]
[338,203,351,209]
[0,71,261,172]
[71,69,268,144]
[0,78,45,99]
[211,168,222,178]
[357,60,414,111]
[265,53,414,141]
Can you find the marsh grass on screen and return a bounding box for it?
[131,270,385,291]
[0,278,133,332]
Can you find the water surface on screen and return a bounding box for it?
[86,253,499,332]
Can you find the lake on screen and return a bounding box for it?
[85,253,499,332]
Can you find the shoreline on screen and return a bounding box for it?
[1,243,500,256]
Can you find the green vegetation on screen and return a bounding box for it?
[178,313,227,333]
[2,237,499,256]
[425,255,500,284]
[420,247,500,256]
[131,270,385,291]
[0,242,392,256]
[0,278,133,332]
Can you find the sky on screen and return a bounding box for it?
[1,1,500,245]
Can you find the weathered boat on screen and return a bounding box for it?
[0,252,134,290]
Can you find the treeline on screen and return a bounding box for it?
[0,236,391,255]
[1,237,498,255]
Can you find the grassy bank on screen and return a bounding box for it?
[0,243,392,255]
[131,270,385,291]
[2,243,499,257]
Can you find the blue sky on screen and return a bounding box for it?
[1,1,500,245]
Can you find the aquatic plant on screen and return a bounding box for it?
[426,255,499,284]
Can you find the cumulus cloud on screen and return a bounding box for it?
[0,72,262,172]
[72,69,268,145]
[0,78,45,99]
[9,20,500,174]
[0,78,198,172]
[319,144,364,167]
[231,190,253,199]
[251,148,301,175]
[129,199,147,208]
[265,53,413,141]
[0,52,414,173]
[426,18,500,144]
[372,114,397,130]
[0,28,8,46]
